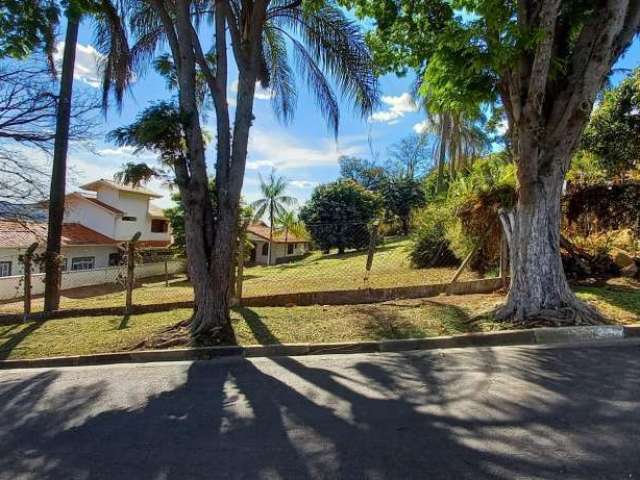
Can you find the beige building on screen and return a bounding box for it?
[246,222,310,266]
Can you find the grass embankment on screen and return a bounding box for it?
[0,238,477,315]
[1,279,638,361]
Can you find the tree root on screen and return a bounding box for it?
[492,296,607,328]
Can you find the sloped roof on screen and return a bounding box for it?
[247,223,309,244]
[0,221,119,248]
[80,179,162,198]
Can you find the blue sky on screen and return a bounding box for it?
[60,21,640,209]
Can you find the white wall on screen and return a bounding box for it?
[247,237,309,266]
[64,197,118,238]
[0,245,118,277]
[0,259,186,301]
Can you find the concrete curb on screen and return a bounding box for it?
[1,324,638,370]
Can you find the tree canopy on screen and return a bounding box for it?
[581,68,640,179]
[300,179,382,253]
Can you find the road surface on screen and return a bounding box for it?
[2,341,640,479]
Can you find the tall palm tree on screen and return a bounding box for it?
[44,0,132,312]
[251,170,296,265]
[101,0,378,345]
[425,111,490,192]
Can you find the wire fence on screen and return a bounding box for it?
[0,222,501,320]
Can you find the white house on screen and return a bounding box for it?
[0,179,179,299]
[246,222,310,266]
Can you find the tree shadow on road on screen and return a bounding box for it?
[2,343,640,479]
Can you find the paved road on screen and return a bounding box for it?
[2,342,640,480]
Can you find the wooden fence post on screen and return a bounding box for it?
[364,222,379,281]
[126,232,141,314]
[23,242,38,322]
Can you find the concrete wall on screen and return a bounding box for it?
[0,259,186,301]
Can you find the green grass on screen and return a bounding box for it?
[2,281,637,361]
[0,237,475,315]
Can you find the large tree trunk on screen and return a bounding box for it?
[497,154,602,325]
[44,16,79,312]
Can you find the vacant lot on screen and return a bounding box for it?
[1,279,637,361]
[0,238,477,315]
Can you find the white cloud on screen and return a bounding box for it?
[96,145,156,161]
[290,180,319,189]
[369,93,418,123]
[230,80,274,101]
[54,42,105,88]
[245,128,364,170]
[413,120,429,135]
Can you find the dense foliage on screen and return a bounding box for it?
[300,179,382,253]
[581,68,640,179]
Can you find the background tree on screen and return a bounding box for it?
[380,176,425,235]
[115,0,378,344]
[300,179,382,253]
[0,60,95,211]
[581,67,640,180]
[251,170,296,266]
[338,155,385,191]
[114,162,163,187]
[386,133,431,179]
[344,0,640,325]
[276,210,307,243]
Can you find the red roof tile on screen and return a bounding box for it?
[247,223,309,244]
[0,221,119,248]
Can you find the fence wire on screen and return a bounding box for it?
[0,222,489,319]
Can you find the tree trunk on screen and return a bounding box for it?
[44,15,79,313]
[497,151,602,326]
[268,203,274,266]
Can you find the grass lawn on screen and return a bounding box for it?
[1,279,637,361]
[0,237,477,315]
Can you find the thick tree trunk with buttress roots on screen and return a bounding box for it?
[497,154,603,326]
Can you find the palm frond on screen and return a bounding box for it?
[275,2,379,119]
[263,22,297,124]
[93,0,134,111]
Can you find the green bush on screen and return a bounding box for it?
[410,204,457,268]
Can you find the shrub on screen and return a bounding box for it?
[410,204,458,268]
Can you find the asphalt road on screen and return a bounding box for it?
[2,341,640,480]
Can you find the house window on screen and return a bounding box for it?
[61,258,68,272]
[151,219,168,233]
[261,243,269,256]
[122,216,137,222]
[109,252,122,266]
[71,257,95,271]
[0,261,12,277]
[287,243,294,255]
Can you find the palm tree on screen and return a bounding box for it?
[251,170,297,265]
[101,0,378,345]
[425,111,490,192]
[114,162,162,187]
[44,0,132,312]
[276,210,307,243]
